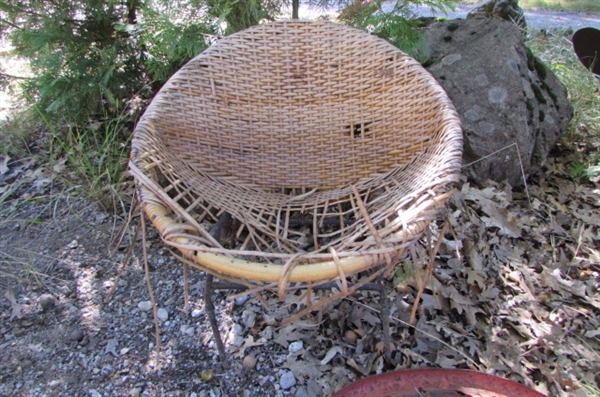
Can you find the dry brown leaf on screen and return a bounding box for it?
[4,288,27,321]
[345,357,368,376]
[348,305,380,329]
[466,268,485,289]
[272,324,305,348]
[234,335,264,358]
[320,346,344,366]
[463,185,521,237]
[283,352,323,379]
[0,156,9,175]
[434,347,467,367]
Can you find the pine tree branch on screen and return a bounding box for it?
[0,71,33,80]
[0,17,22,30]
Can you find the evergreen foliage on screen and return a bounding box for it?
[0,0,229,124]
[336,0,459,61]
[2,0,148,123]
[207,0,282,34]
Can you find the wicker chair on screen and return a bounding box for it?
[130,21,462,298]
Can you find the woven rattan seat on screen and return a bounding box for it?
[130,20,462,291]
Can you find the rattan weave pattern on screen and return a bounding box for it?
[130,20,462,287]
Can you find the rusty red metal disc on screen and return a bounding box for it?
[331,368,547,397]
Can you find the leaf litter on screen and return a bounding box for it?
[0,150,599,397]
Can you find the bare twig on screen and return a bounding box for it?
[141,211,161,370]
[182,263,190,313]
[409,222,448,324]
[283,266,386,325]
[0,71,33,80]
[352,185,393,267]
[462,142,531,204]
[104,217,141,303]
[204,273,227,362]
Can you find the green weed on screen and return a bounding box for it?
[572,322,600,397]
[37,107,132,212]
[567,161,588,178]
[0,250,43,288]
[0,109,39,157]
[528,31,600,183]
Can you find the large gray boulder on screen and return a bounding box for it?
[424,17,572,187]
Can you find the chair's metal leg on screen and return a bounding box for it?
[203,212,234,363]
[204,273,227,363]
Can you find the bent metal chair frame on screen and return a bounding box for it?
[130,21,463,298]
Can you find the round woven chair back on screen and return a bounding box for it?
[130,21,462,287]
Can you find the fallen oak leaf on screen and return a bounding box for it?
[444,286,485,326]
[4,288,27,321]
[234,335,264,358]
[345,357,370,376]
[273,324,305,349]
[464,337,482,356]
[549,268,598,305]
[584,329,600,338]
[348,305,380,329]
[0,155,9,175]
[320,346,344,366]
[463,187,521,237]
[104,338,119,357]
[283,351,324,379]
[467,268,486,289]
[375,341,391,355]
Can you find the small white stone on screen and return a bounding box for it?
[241,309,256,328]
[232,323,244,337]
[157,308,169,322]
[69,328,84,342]
[288,341,303,353]
[191,309,202,318]
[48,380,61,388]
[89,389,102,397]
[279,371,296,390]
[137,301,153,312]
[180,325,195,336]
[235,295,250,306]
